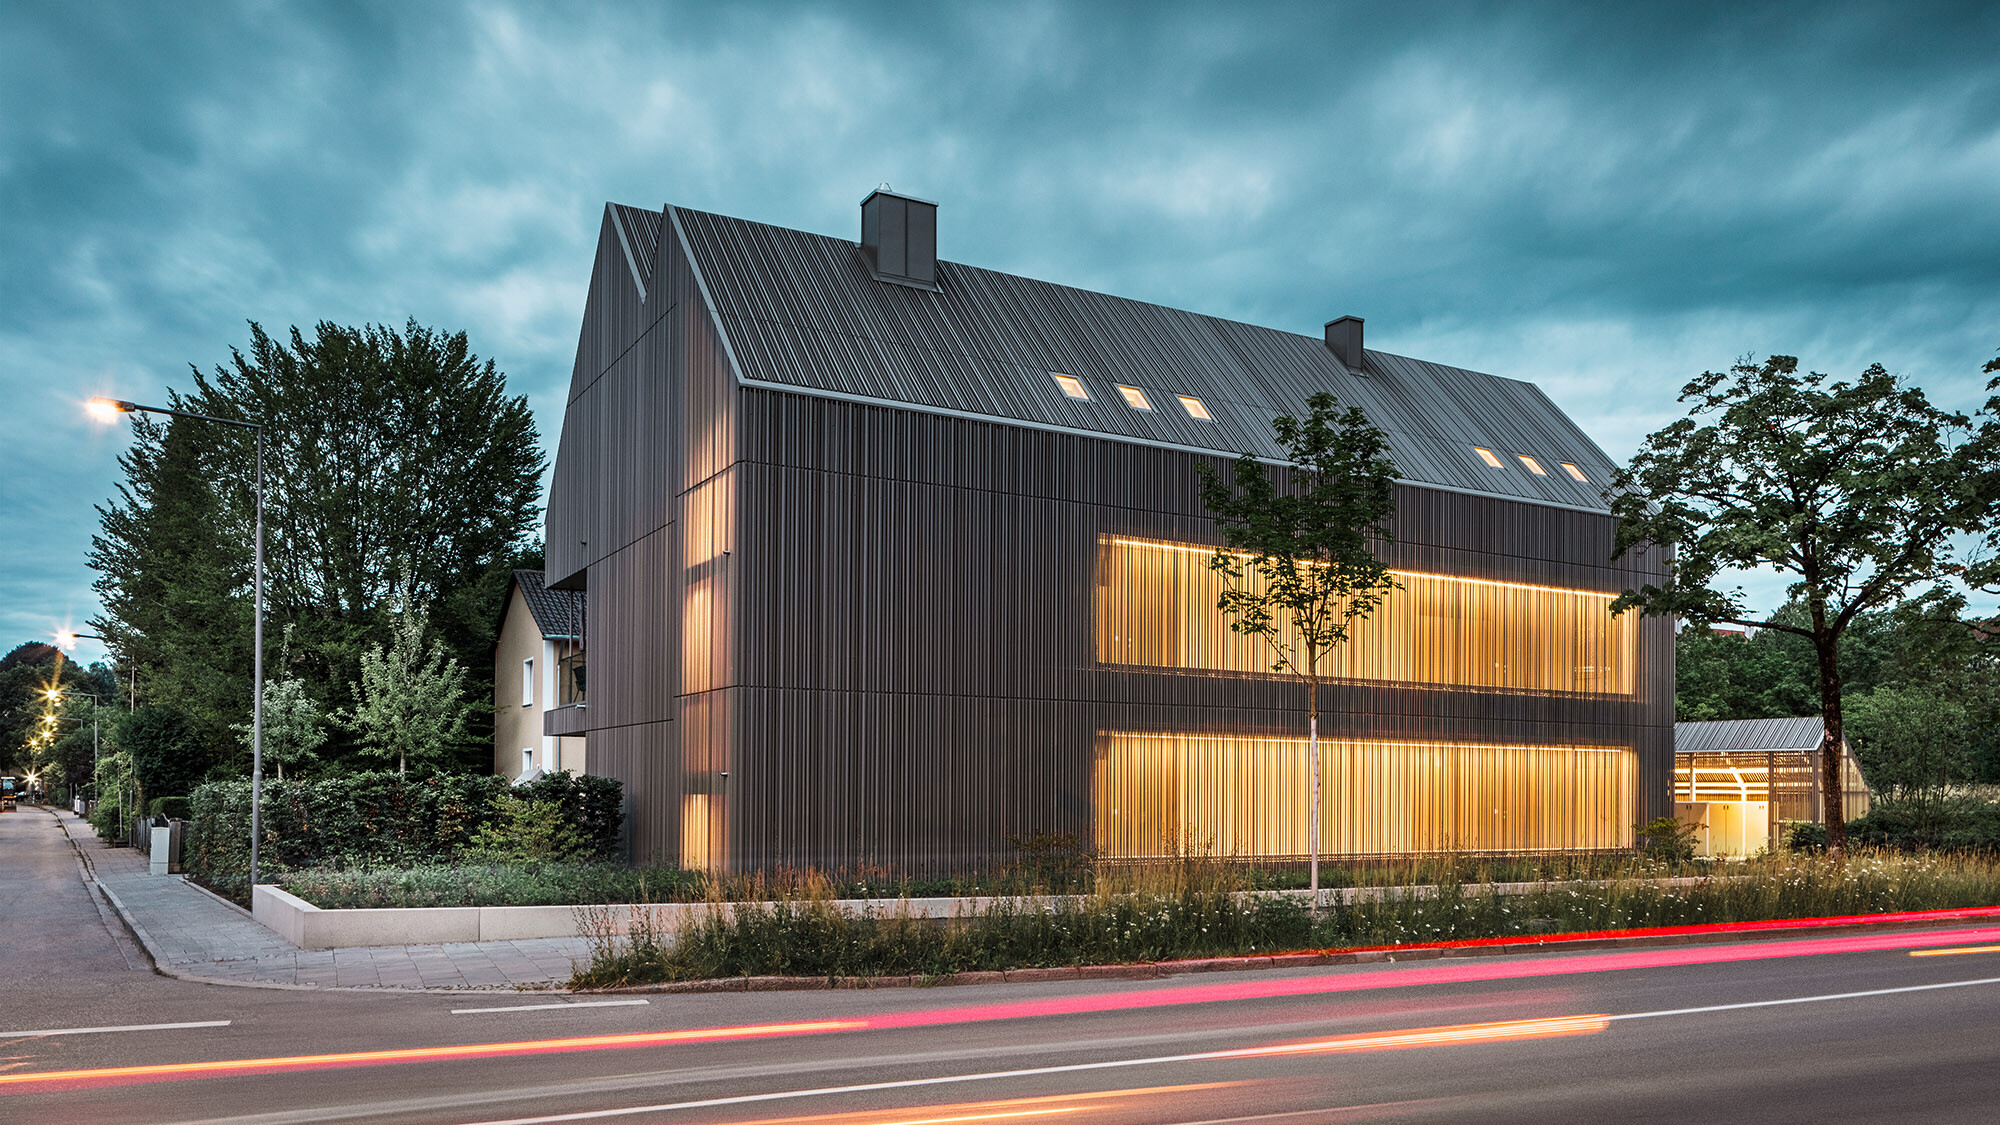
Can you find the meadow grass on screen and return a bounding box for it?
[568,850,2000,989]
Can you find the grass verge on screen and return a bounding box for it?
[568,851,2000,989]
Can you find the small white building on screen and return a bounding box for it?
[493,569,586,781]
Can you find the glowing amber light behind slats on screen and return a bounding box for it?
[1094,732,1636,859]
[1095,536,1637,695]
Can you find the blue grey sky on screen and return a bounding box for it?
[5,1,1998,663]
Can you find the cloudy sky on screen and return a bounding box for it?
[4,0,1998,663]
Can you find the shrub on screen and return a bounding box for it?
[466,795,587,864]
[1635,815,1700,863]
[148,796,192,821]
[282,862,704,909]
[1785,821,1828,853]
[185,771,624,897]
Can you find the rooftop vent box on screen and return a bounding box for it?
[861,187,939,290]
[1324,315,1365,374]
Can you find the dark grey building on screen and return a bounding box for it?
[544,189,1674,874]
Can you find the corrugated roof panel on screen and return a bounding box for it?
[661,204,1621,511]
[1676,717,1829,753]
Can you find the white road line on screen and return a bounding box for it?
[1606,974,2000,1022]
[1,1020,231,1038]
[452,1000,652,1015]
[452,974,2000,1125]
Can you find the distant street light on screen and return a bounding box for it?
[89,396,268,892]
[43,687,104,797]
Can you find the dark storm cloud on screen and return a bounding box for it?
[4,0,1997,655]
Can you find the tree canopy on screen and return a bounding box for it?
[88,319,543,775]
[1612,355,2000,854]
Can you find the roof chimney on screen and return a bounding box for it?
[1324,315,1365,373]
[860,187,939,290]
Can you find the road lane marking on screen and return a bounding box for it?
[0,1019,862,1088]
[0,1020,230,1038]
[1606,974,2000,1022]
[1909,943,2000,958]
[454,1000,652,1015]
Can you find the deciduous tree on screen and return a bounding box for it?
[345,603,476,776]
[1610,355,2000,856]
[1195,392,1400,896]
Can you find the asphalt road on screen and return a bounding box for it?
[7,806,2000,1124]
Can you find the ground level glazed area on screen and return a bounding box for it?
[1093,732,1636,859]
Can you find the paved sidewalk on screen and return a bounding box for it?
[48,807,591,991]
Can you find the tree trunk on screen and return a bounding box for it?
[1811,612,1848,858]
[1307,671,1320,903]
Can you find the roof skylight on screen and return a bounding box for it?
[1560,462,1589,482]
[1517,455,1547,475]
[1117,385,1153,411]
[1052,373,1090,400]
[1177,395,1212,420]
[1474,447,1504,468]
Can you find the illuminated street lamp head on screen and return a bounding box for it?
[87,397,136,423]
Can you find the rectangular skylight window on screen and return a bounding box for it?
[1560,462,1589,482]
[1474,447,1504,468]
[1117,385,1153,411]
[1177,394,1212,420]
[1517,455,1548,475]
[1052,373,1090,400]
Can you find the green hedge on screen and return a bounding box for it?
[1847,797,2000,852]
[186,770,622,895]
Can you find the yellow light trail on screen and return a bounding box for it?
[0,1020,864,1089]
[1909,944,2000,958]
[723,1084,1240,1125]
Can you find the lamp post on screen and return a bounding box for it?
[90,397,266,892]
[56,630,132,710]
[43,687,102,803]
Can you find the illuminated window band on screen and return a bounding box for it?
[1094,732,1637,859]
[1095,536,1638,695]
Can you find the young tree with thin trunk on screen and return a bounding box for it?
[1195,392,1400,898]
[1610,355,2000,857]
[345,603,474,776]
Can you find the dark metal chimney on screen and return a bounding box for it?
[860,187,938,290]
[1324,315,1365,373]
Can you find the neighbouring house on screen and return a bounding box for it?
[493,569,587,781]
[1674,717,1873,857]
[541,188,1676,873]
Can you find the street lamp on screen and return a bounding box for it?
[44,687,103,803]
[89,396,267,892]
[56,631,134,710]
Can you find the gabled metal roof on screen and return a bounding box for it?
[1675,717,1831,754]
[660,204,1621,512]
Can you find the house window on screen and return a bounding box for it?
[522,748,535,774]
[1117,385,1153,411]
[1474,447,1504,468]
[1094,534,1638,694]
[1094,732,1635,859]
[1560,462,1589,482]
[1177,395,1212,420]
[1052,373,1090,400]
[1517,455,1547,475]
[521,658,534,706]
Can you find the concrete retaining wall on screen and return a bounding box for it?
[251,877,1718,951]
